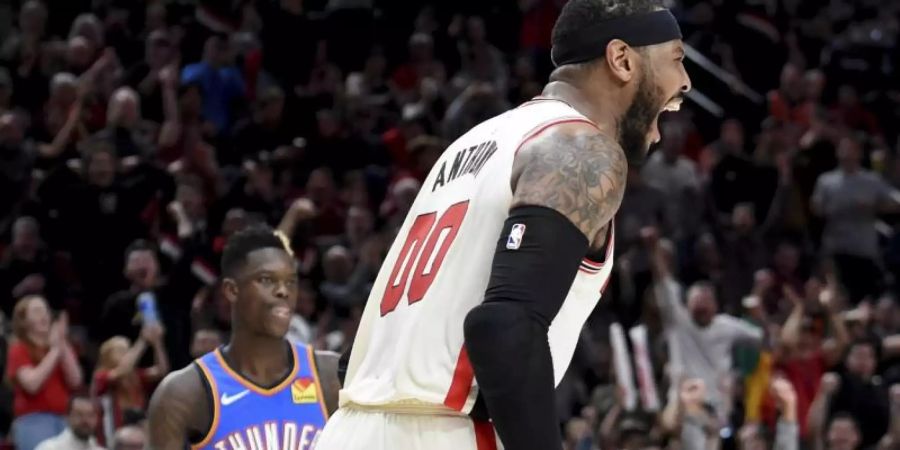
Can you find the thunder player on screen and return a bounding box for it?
[317,1,691,449]
[147,225,340,450]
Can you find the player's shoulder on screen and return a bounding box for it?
[153,363,205,403]
[513,120,625,188]
[512,121,626,237]
[516,119,614,160]
[148,363,210,448]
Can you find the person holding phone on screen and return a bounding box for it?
[98,240,162,364]
[101,237,200,370]
[92,323,169,446]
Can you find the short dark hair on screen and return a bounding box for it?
[849,335,882,361]
[220,224,289,277]
[828,411,861,432]
[551,0,665,61]
[125,239,156,260]
[122,408,146,426]
[687,280,717,299]
[80,140,117,167]
[67,393,94,413]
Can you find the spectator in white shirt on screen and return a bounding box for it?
[35,394,104,450]
[647,229,764,423]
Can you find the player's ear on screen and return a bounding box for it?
[222,278,239,304]
[605,39,637,84]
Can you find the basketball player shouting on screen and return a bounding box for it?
[147,225,340,450]
[316,1,691,449]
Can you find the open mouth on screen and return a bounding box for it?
[662,101,682,113]
[662,96,684,113]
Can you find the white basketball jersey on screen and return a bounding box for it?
[340,98,615,414]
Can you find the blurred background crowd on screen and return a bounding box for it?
[0,0,898,449]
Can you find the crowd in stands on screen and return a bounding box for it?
[0,0,899,449]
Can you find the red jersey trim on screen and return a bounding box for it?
[513,117,600,158]
[582,220,615,268]
[443,345,475,411]
[474,419,498,450]
[516,96,580,111]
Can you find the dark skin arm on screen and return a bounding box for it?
[147,349,340,449]
[147,366,209,450]
[314,350,341,415]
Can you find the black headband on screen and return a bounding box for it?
[551,9,683,67]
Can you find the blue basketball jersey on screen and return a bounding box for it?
[191,342,328,450]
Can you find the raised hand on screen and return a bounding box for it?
[158,65,177,88]
[288,197,317,221]
[771,377,797,407]
[49,312,69,348]
[753,269,775,294]
[783,285,803,307]
[167,200,187,221]
[820,372,841,396]
[639,225,660,248]
[679,378,707,413]
[141,322,165,345]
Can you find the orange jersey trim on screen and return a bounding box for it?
[191,360,221,449]
[305,345,330,420]
[212,344,300,396]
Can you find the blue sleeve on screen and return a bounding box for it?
[181,64,202,84]
[226,68,246,99]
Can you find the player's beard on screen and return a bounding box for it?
[618,70,663,166]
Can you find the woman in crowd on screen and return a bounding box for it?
[6,295,82,450]
[92,324,168,445]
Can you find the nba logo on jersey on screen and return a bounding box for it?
[507,224,526,249]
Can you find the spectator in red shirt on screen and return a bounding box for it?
[6,295,83,450]
[390,33,445,105]
[767,63,805,127]
[381,107,429,174]
[831,84,881,137]
[92,323,168,445]
[773,285,849,439]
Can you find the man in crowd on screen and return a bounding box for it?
[648,227,764,424]
[35,394,104,450]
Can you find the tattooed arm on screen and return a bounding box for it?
[464,123,627,450]
[147,366,210,450]
[512,123,627,242]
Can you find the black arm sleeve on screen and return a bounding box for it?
[463,205,589,450]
